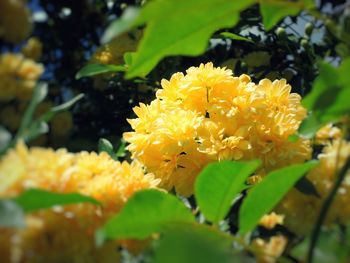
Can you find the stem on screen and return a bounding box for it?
[307,154,350,263]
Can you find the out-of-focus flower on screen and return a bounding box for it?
[0,105,22,131]
[90,31,141,90]
[315,123,342,145]
[91,31,141,66]
[0,142,160,262]
[21,37,43,61]
[51,111,73,138]
[243,51,271,68]
[259,212,284,229]
[252,235,288,263]
[124,63,311,196]
[0,0,33,44]
[277,139,350,234]
[0,53,44,101]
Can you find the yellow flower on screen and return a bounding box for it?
[0,0,33,44]
[315,123,342,145]
[22,37,43,61]
[277,139,350,234]
[0,142,160,262]
[251,235,288,263]
[259,212,284,229]
[0,53,44,101]
[124,100,210,196]
[124,63,311,196]
[91,31,141,66]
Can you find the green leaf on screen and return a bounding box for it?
[260,2,301,31]
[75,64,126,79]
[98,138,117,160]
[123,52,136,67]
[96,189,195,245]
[16,82,48,140]
[36,93,84,125]
[101,7,140,44]
[24,121,49,141]
[13,189,100,213]
[288,134,299,142]
[126,0,255,78]
[239,161,318,234]
[220,32,254,43]
[0,126,11,153]
[0,200,25,228]
[115,139,126,158]
[298,112,325,138]
[195,160,261,223]
[338,57,350,86]
[50,94,84,113]
[154,222,242,263]
[301,60,350,131]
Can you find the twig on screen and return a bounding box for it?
[307,151,350,262]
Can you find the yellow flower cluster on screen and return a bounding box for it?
[0,142,160,263]
[259,212,284,230]
[277,139,350,234]
[124,63,311,196]
[0,53,44,101]
[252,235,288,263]
[0,0,33,44]
[315,123,342,145]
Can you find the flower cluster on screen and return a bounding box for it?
[251,235,288,263]
[0,53,44,101]
[0,0,33,44]
[124,63,311,196]
[277,138,350,234]
[0,142,160,262]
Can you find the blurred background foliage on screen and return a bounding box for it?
[1,1,350,262]
[1,0,349,153]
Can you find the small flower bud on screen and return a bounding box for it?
[304,22,314,36]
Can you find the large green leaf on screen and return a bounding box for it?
[239,161,318,234]
[154,222,246,263]
[75,64,126,79]
[101,7,140,43]
[300,58,350,138]
[298,112,325,139]
[95,189,195,245]
[195,160,261,223]
[260,1,302,31]
[13,189,100,213]
[125,0,255,78]
[302,62,340,111]
[0,200,25,228]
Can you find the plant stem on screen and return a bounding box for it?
[307,155,350,262]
